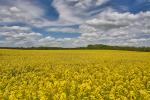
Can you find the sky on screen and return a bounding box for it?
[0,0,150,47]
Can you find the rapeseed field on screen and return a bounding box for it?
[0,49,150,100]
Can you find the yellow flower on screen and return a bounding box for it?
[60,93,67,100]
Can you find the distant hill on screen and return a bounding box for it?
[0,44,150,52]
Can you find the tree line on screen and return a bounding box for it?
[0,44,150,52]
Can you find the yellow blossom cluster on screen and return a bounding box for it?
[0,49,150,100]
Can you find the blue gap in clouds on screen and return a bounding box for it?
[0,22,27,27]
[131,1,150,13]
[88,0,150,16]
[32,27,50,37]
[46,24,80,29]
[32,25,81,38]
[46,25,80,38]
[109,0,150,13]
[86,0,136,16]
[0,32,6,41]
[49,32,81,38]
[33,0,59,20]
[109,0,136,12]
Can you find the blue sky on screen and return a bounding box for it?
[0,0,150,47]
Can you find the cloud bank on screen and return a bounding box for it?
[0,0,150,47]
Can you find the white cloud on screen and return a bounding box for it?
[1,10,150,47]
[0,0,150,47]
[0,26,30,32]
[77,10,150,47]
[0,25,43,47]
[9,6,20,12]
[52,0,83,24]
[46,27,79,33]
[0,32,42,47]
[0,0,44,24]
[37,36,58,47]
[52,0,109,24]
[96,0,108,5]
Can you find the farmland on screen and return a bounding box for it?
[0,49,150,100]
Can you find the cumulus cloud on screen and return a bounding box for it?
[52,0,109,24]
[0,0,150,47]
[0,32,42,47]
[9,6,20,12]
[78,10,150,47]
[0,26,30,32]
[46,27,79,33]
[0,0,45,26]
[0,25,42,47]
